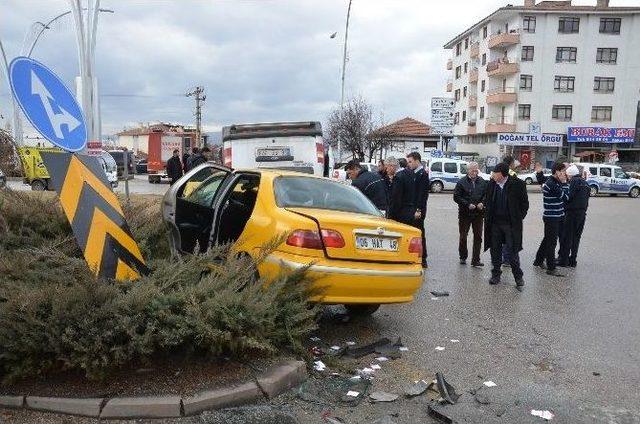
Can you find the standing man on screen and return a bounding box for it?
[454,161,488,267]
[557,164,589,267]
[406,152,429,268]
[166,149,183,185]
[345,160,388,212]
[189,147,210,169]
[534,162,569,276]
[388,155,415,225]
[182,150,192,173]
[483,163,529,291]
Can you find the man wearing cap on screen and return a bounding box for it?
[557,164,590,267]
[345,160,388,213]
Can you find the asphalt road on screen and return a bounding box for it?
[6,174,170,196]
[2,184,639,423]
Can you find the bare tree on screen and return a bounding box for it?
[325,96,394,163]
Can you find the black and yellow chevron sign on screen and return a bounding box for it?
[41,152,149,281]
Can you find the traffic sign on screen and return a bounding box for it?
[41,152,148,280]
[9,56,87,152]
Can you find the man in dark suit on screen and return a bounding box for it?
[406,152,429,268]
[483,162,529,291]
[166,149,183,185]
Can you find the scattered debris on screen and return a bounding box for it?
[370,364,381,370]
[435,346,445,351]
[371,416,398,424]
[323,415,346,424]
[593,372,601,376]
[494,406,507,417]
[310,336,321,342]
[531,410,555,420]
[346,391,360,397]
[450,339,460,343]
[428,404,454,423]
[331,346,341,351]
[474,390,491,405]
[346,341,356,346]
[310,346,323,357]
[431,297,440,300]
[483,381,497,387]
[398,346,409,352]
[435,372,460,404]
[369,391,399,402]
[430,290,450,297]
[404,379,431,397]
[375,357,389,362]
[345,338,391,359]
[298,376,371,406]
[314,361,327,372]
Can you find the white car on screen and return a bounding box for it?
[427,158,489,192]
[518,168,551,185]
[579,162,640,198]
[331,162,379,181]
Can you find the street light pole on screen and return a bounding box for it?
[338,0,352,163]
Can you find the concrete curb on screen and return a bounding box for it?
[0,360,308,420]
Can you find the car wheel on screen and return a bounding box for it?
[525,177,533,185]
[430,181,444,193]
[589,185,598,197]
[31,179,46,191]
[345,304,380,317]
[629,187,640,198]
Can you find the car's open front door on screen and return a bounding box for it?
[162,163,232,254]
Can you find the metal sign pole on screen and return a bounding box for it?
[123,150,130,200]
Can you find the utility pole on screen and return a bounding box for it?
[338,0,353,163]
[186,86,206,147]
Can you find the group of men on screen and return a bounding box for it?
[344,152,429,268]
[454,156,590,291]
[166,146,212,185]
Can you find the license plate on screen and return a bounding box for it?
[256,147,290,157]
[355,236,398,251]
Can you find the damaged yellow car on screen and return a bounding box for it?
[162,163,424,316]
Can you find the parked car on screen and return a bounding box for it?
[107,150,134,179]
[332,162,379,181]
[136,159,148,174]
[426,158,490,192]
[162,164,424,316]
[578,162,640,198]
[0,169,6,189]
[518,168,551,185]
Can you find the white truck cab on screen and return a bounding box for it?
[578,162,640,198]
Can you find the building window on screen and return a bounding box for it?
[556,47,577,63]
[465,37,469,49]
[464,62,468,73]
[518,104,531,120]
[480,106,485,119]
[591,106,612,121]
[455,66,461,79]
[552,105,573,121]
[454,89,461,101]
[463,86,467,97]
[554,76,575,92]
[594,77,615,93]
[521,46,534,61]
[600,18,621,34]
[483,26,487,39]
[520,74,533,91]
[456,43,462,56]
[596,48,618,64]
[481,53,486,65]
[462,111,467,122]
[523,16,536,33]
[454,112,460,124]
[481,80,485,92]
[558,17,580,33]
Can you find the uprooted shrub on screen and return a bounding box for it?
[0,245,320,383]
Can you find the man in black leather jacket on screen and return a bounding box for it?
[345,160,389,212]
[453,161,488,266]
[557,164,590,267]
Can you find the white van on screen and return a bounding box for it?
[578,162,640,198]
[222,121,329,177]
[427,158,489,192]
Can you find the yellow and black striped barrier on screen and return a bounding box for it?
[41,152,149,281]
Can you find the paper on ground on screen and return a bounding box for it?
[450,339,460,343]
[313,361,326,371]
[484,381,497,387]
[399,346,409,352]
[375,357,389,362]
[371,364,381,370]
[531,410,555,420]
[435,346,445,351]
[346,390,360,397]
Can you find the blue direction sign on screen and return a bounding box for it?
[9,56,87,152]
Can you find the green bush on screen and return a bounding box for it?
[0,246,319,382]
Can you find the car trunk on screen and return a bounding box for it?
[286,208,420,264]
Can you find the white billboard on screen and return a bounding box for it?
[430,97,454,136]
[497,133,562,147]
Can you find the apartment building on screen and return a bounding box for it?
[443,0,640,167]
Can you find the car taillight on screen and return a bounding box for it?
[286,230,323,249]
[409,237,422,256]
[320,229,345,248]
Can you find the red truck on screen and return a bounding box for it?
[147,132,187,183]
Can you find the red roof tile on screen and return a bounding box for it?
[374,117,432,138]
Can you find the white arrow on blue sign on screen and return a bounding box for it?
[9,56,87,152]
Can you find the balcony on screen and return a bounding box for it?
[485,117,516,133]
[467,123,477,135]
[486,59,519,77]
[486,88,517,104]
[469,67,478,83]
[470,42,479,58]
[446,80,453,92]
[488,30,520,49]
[446,59,453,70]
[468,95,478,107]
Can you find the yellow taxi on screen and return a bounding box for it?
[162,163,424,316]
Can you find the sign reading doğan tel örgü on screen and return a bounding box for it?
[497,132,563,147]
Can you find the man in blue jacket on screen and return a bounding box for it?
[534,162,569,276]
[557,164,590,267]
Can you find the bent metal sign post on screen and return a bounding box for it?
[497,133,563,147]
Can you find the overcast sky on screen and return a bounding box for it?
[0,0,635,137]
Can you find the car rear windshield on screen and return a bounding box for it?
[274,176,382,216]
